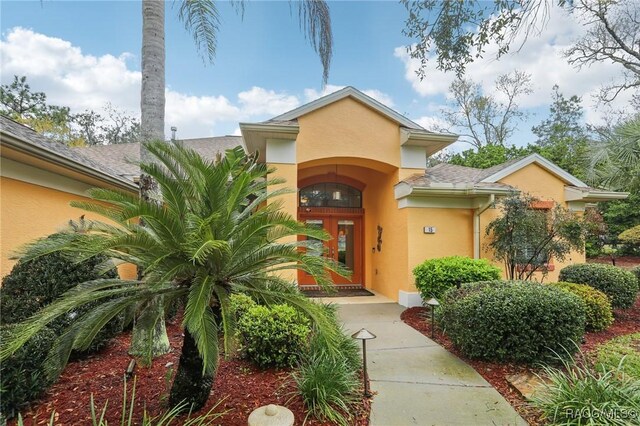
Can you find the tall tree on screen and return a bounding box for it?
[134,0,334,357]
[1,143,345,412]
[449,144,534,169]
[402,0,639,99]
[566,0,640,101]
[531,85,589,179]
[443,70,532,148]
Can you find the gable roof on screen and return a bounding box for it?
[76,136,243,181]
[270,86,429,132]
[479,153,588,187]
[0,116,137,191]
[396,153,628,202]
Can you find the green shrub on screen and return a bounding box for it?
[531,350,640,425]
[0,249,123,352]
[439,281,586,362]
[294,351,360,426]
[413,256,501,300]
[0,325,57,419]
[229,292,257,321]
[295,304,361,426]
[559,263,639,309]
[631,266,640,285]
[546,282,614,331]
[596,333,640,380]
[237,304,311,368]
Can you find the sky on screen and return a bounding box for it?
[0,1,636,152]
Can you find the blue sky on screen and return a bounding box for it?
[0,1,633,150]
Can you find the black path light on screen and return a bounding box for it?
[351,328,376,397]
[425,298,440,339]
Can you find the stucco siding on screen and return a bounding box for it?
[478,163,586,282]
[407,207,474,291]
[1,176,136,279]
[296,97,401,168]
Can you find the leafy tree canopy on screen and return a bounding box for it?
[0,75,140,146]
[486,194,585,281]
[402,0,639,100]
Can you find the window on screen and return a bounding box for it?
[299,183,362,208]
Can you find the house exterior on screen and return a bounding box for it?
[0,87,628,305]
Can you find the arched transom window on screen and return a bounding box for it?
[299,183,362,208]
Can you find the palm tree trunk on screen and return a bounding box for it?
[168,329,216,412]
[130,0,170,357]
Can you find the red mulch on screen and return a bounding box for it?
[587,255,640,269]
[401,297,640,426]
[12,317,370,426]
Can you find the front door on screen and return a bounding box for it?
[299,215,363,286]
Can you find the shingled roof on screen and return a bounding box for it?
[402,162,518,191]
[76,136,243,181]
[0,116,136,190]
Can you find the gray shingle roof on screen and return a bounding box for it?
[76,136,243,181]
[0,116,134,187]
[403,161,519,191]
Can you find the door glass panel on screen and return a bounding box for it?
[337,220,355,271]
[305,220,324,258]
[299,183,362,208]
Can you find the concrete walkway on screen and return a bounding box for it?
[337,303,527,426]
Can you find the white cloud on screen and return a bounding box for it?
[237,86,300,116]
[395,4,635,126]
[414,115,450,133]
[0,28,302,138]
[304,84,395,107]
[1,27,398,139]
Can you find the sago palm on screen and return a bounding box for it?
[0,142,345,411]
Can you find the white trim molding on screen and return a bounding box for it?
[400,146,427,169]
[398,290,423,307]
[266,139,296,164]
[481,153,588,187]
[565,186,629,202]
[1,157,93,196]
[272,86,427,130]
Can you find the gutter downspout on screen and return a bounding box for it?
[474,194,495,259]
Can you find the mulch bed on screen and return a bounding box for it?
[12,317,371,426]
[587,255,640,269]
[401,296,640,426]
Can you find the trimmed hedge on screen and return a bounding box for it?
[559,263,639,309]
[0,250,122,353]
[413,256,501,300]
[439,281,586,363]
[237,304,311,368]
[631,266,640,286]
[229,293,257,321]
[0,325,57,419]
[546,282,614,331]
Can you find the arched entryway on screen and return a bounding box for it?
[298,175,365,287]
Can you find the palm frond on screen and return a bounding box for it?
[183,274,219,374]
[295,0,333,84]
[178,0,220,63]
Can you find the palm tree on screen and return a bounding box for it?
[587,114,640,192]
[1,142,344,411]
[135,0,333,356]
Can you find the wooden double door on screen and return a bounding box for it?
[299,212,363,286]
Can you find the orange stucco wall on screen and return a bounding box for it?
[296,97,401,168]
[1,177,136,280]
[407,208,474,291]
[479,163,585,282]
